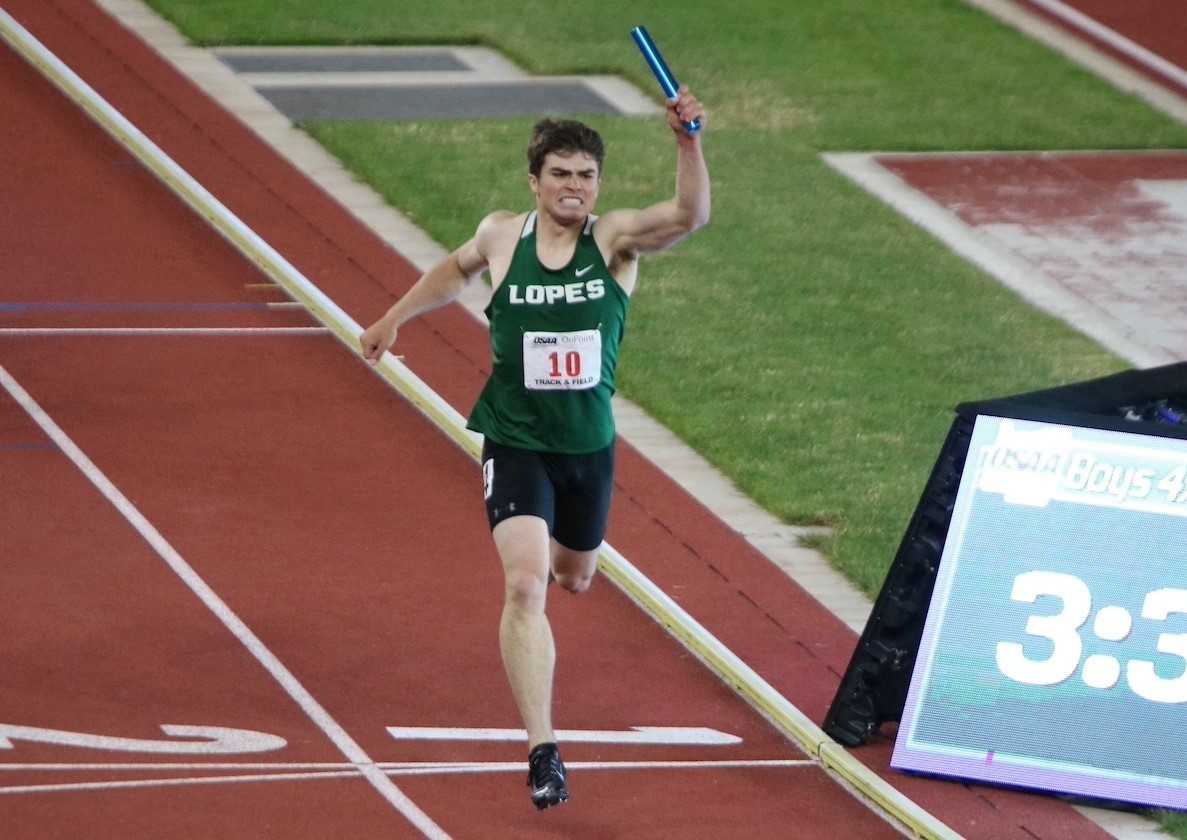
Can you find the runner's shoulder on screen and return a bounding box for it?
[477,210,523,237]
[475,211,526,256]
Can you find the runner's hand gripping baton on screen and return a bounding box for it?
[630,26,701,135]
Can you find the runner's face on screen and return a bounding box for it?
[530,151,600,223]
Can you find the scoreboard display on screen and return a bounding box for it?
[893,413,1187,809]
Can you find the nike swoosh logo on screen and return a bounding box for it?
[575,264,594,277]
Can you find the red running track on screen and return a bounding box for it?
[0,28,897,840]
[0,1,1120,838]
[1021,0,1187,99]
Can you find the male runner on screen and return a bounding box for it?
[360,86,710,809]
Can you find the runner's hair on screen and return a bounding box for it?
[527,119,604,176]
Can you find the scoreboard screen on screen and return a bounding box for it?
[893,414,1187,809]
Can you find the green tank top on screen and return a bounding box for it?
[467,211,630,454]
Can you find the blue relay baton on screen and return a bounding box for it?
[630,25,701,135]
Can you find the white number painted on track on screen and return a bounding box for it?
[0,723,287,754]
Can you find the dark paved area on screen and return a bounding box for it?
[214,51,468,74]
[257,81,619,121]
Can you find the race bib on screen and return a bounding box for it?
[522,329,601,391]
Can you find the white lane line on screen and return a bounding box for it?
[1026,0,1187,91]
[0,328,328,336]
[0,759,815,773]
[1,763,369,771]
[0,364,449,840]
[0,759,816,794]
[386,725,741,745]
[0,770,359,795]
[390,759,817,774]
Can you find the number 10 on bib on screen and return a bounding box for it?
[522,330,602,390]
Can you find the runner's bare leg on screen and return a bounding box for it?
[494,516,555,747]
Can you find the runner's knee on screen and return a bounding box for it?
[504,567,548,612]
[550,544,597,594]
[553,570,593,594]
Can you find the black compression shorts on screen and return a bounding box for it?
[480,438,615,552]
